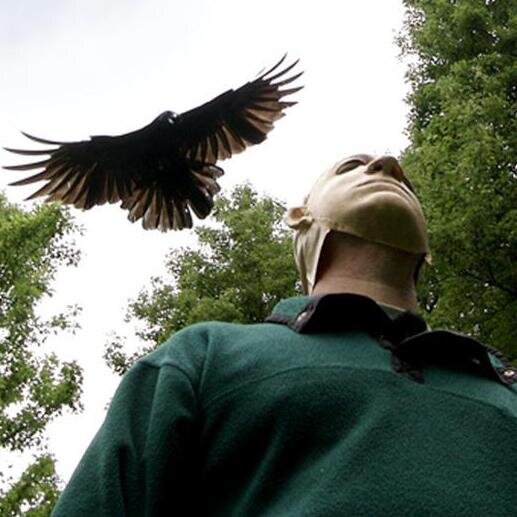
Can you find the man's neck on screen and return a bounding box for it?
[312,275,417,311]
[311,233,420,311]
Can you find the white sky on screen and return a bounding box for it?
[0,0,410,485]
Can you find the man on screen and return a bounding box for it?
[53,154,517,516]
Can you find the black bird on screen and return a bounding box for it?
[4,56,302,231]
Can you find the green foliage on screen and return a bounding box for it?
[105,184,300,375]
[0,455,59,517]
[0,194,83,515]
[399,0,517,359]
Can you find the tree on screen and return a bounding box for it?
[105,184,300,375]
[0,194,83,516]
[398,0,517,359]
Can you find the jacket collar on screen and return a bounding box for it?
[267,293,516,386]
[268,293,427,340]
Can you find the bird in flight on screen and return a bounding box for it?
[4,55,302,231]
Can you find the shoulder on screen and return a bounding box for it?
[138,319,290,377]
[132,317,328,406]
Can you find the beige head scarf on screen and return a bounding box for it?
[286,154,431,293]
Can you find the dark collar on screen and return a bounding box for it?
[266,293,516,386]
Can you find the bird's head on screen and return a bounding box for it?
[156,111,179,125]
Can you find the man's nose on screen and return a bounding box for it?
[365,156,405,181]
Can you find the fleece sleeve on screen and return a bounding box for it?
[51,359,200,516]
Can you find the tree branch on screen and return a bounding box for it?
[462,269,517,298]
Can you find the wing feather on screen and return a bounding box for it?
[216,127,232,158]
[4,146,59,156]
[25,167,75,200]
[61,169,90,205]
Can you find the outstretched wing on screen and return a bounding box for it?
[177,54,303,164]
[2,121,165,210]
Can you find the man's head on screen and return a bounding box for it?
[286,154,430,294]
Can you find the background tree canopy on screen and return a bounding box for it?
[0,194,83,516]
[398,0,516,359]
[104,184,301,375]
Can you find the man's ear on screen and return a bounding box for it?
[285,205,313,230]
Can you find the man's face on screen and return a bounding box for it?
[306,154,429,255]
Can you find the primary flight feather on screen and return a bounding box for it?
[4,55,302,231]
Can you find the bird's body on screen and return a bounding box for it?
[4,56,302,230]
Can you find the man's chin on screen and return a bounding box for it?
[333,202,429,255]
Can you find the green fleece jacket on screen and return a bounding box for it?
[52,295,517,516]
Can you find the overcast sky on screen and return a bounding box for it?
[1,0,411,484]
